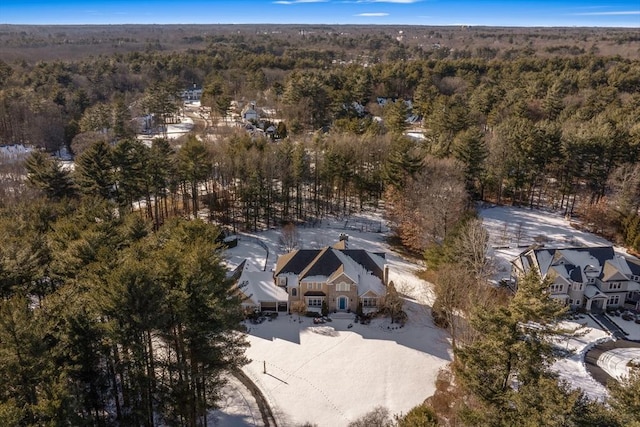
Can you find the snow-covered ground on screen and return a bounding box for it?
[223,213,447,426]
[480,204,640,400]
[480,205,613,284]
[597,347,640,381]
[209,373,264,427]
[608,315,640,341]
[551,318,610,401]
[215,205,640,424]
[137,116,194,145]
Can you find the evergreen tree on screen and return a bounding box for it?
[453,128,487,198]
[24,151,77,200]
[75,139,116,199]
[178,136,211,216]
[608,368,640,427]
[453,270,593,426]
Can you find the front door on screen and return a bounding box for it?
[338,296,347,311]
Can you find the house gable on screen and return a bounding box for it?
[299,248,343,281]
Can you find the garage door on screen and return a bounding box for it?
[261,302,277,311]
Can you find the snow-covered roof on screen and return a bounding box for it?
[357,273,385,297]
[584,285,607,300]
[275,245,388,295]
[236,270,288,306]
[516,246,638,285]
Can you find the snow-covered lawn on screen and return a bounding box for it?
[223,213,448,426]
[242,305,449,427]
[137,116,194,145]
[480,205,614,284]
[216,205,639,424]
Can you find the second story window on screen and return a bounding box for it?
[550,284,563,293]
[336,282,350,292]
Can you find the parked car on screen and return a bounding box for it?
[621,311,635,321]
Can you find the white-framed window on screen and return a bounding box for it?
[362,297,377,307]
[607,295,620,305]
[291,288,297,297]
[588,278,595,284]
[609,282,621,290]
[278,277,286,286]
[550,284,563,293]
[569,299,574,305]
[316,282,323,290]
[336,282,350,292]
[573,283,583,291]
[307,298,323,307]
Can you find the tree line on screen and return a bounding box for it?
[1,43,638,252]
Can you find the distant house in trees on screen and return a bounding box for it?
[511,246,640,312]
[180,84,203,101]
[275,242,389,314]
[241,102,260,122]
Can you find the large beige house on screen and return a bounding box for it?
[274,242,389,313]
[511,246,640,312]
[230,242,389,314]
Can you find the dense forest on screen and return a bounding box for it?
[1,24,639,425]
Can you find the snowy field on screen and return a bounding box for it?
[223,213,448,426]
[480,205,613,284]
[137,116,194,145]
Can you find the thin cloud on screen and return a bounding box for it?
[356,0,421,3]
[571,10,640,16]
[356,12,390,16]
[273,0,328,4]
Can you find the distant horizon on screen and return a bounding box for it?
[1,1,639,28]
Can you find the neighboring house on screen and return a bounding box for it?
[231,261,289,313]
[180,84,203,101]
[274,242,389,314]
[511,246,640,312]
[241,103,259,122]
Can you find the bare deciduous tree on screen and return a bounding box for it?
[279,222,301,252]
[385,156,468,253]
[453,217,494,284]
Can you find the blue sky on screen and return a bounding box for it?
[1,0,638,27]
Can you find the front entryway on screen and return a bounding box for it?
[338,296,348,311]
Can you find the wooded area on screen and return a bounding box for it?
[1,24,639,425]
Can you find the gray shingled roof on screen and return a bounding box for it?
[276,247,387,282]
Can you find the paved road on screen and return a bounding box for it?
[233,369,278,427]
[584,339,640,386]
[591,313,627,340]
